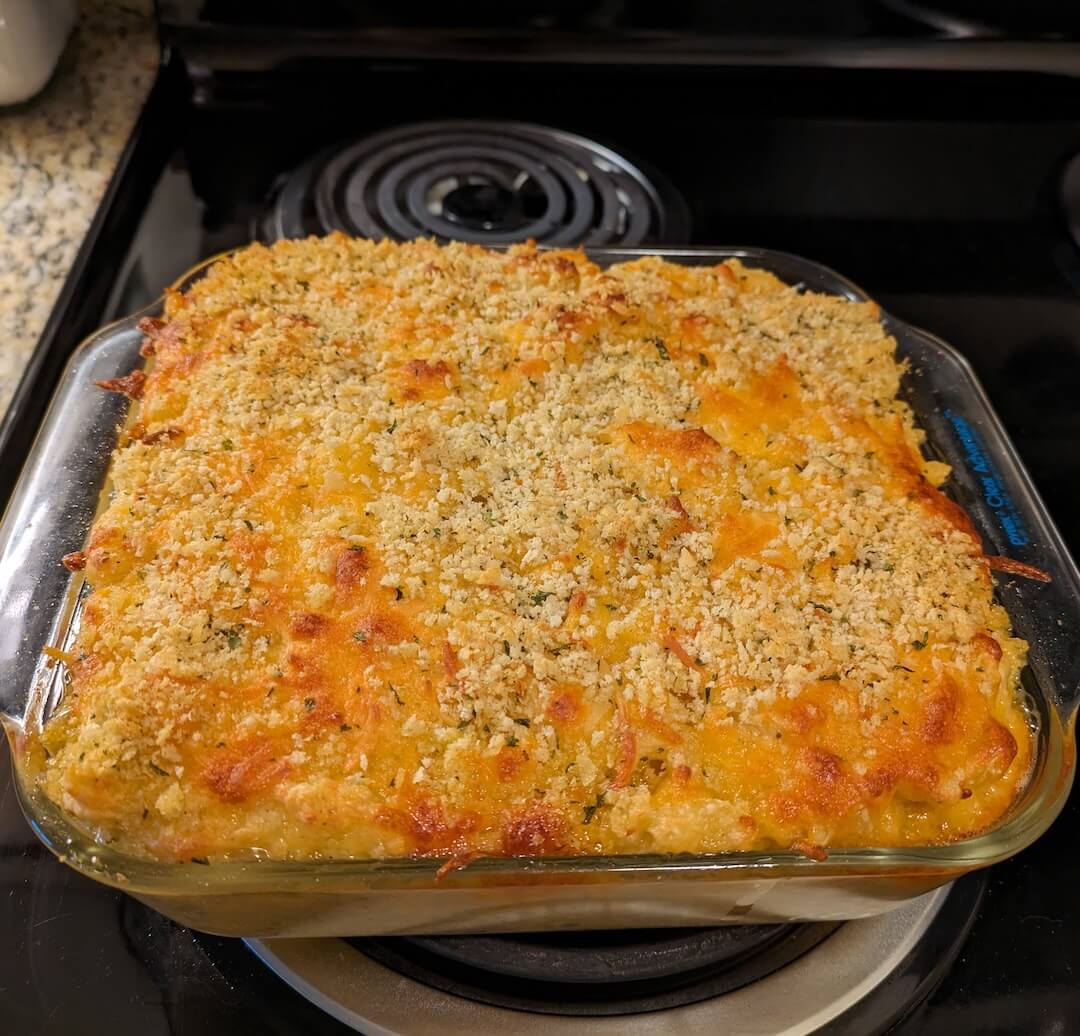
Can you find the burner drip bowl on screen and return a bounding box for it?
[348,923,839,1016]
[264,121,690,246]
[247,878,986,1034]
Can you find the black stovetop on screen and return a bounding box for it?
[2,42,1080,1034]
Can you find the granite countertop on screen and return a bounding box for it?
[0,1,157,417]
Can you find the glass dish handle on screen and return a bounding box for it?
[0,314,147,735]
[894,320,1080,735]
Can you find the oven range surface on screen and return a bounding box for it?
[3,11,1080,1032]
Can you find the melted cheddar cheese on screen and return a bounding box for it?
[35,237,1032,863]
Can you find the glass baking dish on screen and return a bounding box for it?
[1,246,1077,938]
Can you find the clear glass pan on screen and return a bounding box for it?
[1,246,1077,937]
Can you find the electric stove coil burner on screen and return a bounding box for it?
[350,923,838,1016]
[266,121,690,246]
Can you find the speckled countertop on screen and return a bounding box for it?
[0,1,157,416]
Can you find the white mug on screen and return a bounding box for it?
[0,0,77,105]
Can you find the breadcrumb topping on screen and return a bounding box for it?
[36,236,1031,862]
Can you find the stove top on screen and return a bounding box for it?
[2,33,1080,1035]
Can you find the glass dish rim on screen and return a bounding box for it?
[6,242,1078,897]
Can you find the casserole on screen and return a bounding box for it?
[1,245,1077,936]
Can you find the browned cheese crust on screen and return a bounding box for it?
[35,236,1032,862]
